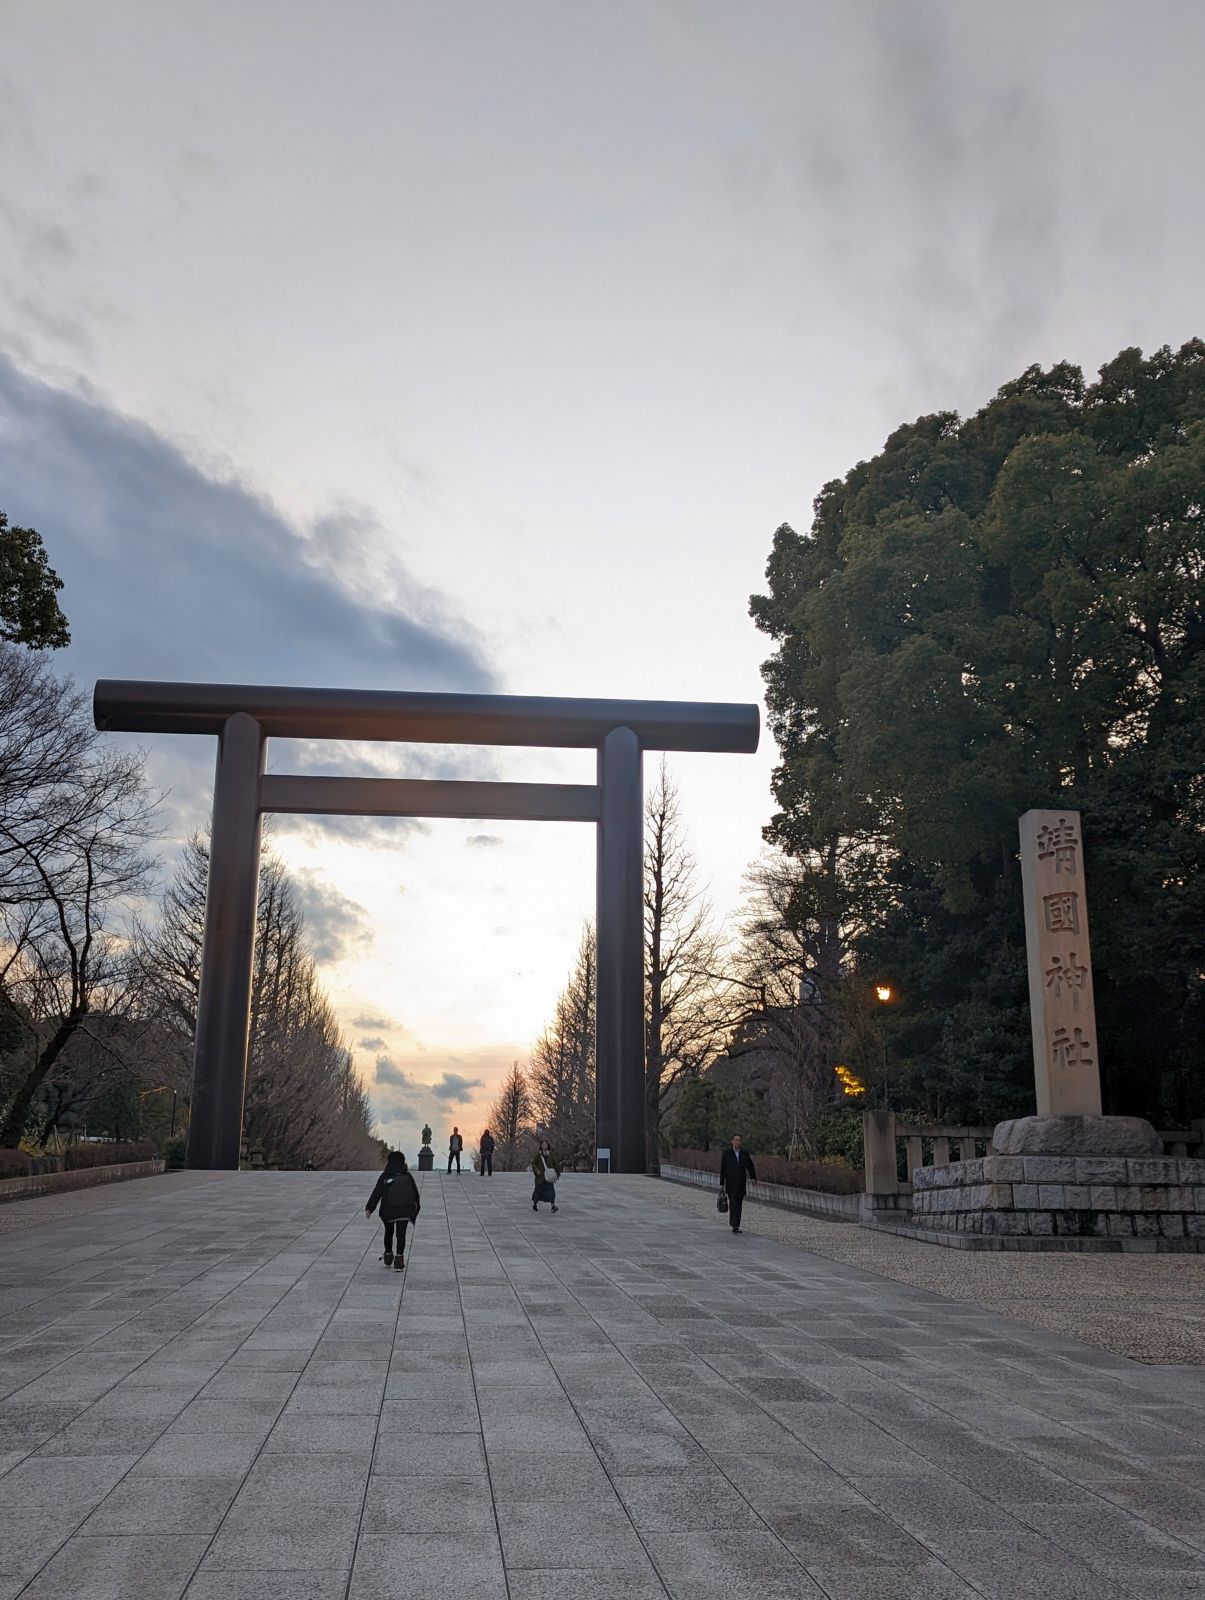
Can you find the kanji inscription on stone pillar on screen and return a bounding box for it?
[1019,809,1103,1117]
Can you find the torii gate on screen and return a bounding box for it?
[94,681,759,1172]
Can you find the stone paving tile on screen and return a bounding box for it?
[18,1534,210,1600]
[1115,1577,1205,1599]
[0,1511,82,1590]
[642,1530,827,1598]
[183,1575,350,1599]
[0,1453,135,1512]
[1014,1500,1205,1568]
[370,1428,488,1476]
[259,1411,378,1455]
[132,1431,263,1478]
[507,1571,669,1600]
[771,1505,935,1567]
[495,1496,649,1569]
[347,1533,505,1599]
[612,1468,767,1531]
[804,1566,985,1599]
[80,1473,244,1535]
[235,1452,367,1506]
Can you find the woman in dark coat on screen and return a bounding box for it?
[531,1140,559,1214]
[365,1151,421,1269]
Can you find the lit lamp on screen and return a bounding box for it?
[873,983,894,1105]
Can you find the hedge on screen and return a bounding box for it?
[63,1140,156,1170]
[0,1149,32,1179]
[668,1147,863,1196]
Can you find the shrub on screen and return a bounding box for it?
[668,1146,863,1196]
[813,1103,866,1168]
[0,1148,33,1179]
[164,1137,187,1170]
[62,1140,155,1170]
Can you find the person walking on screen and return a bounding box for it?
[719,1134,756,1234]
[365,1150,421,1269]
[531,1139,559,1213]
[479,1128,495,1177]
[448,1127,464,1174]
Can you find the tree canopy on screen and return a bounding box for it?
[0,512,70,649]
[751,341,1205,1124]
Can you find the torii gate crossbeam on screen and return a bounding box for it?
[94,681,759,1173]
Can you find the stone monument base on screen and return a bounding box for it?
[992,1114,1162,1157]
[906,1148,1205,1252]
[417,1147,434,1172]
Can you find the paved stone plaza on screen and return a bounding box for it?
[3,1173,1205,1599]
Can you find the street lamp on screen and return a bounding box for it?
[873,983,894,1104]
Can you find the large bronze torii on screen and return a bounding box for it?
[94,681,759,1173]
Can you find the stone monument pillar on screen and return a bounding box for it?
[417,1123,434,1172]
[1018,809,1102,1118]
[900,807,1205,1249]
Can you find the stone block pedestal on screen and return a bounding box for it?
[909,1152,1205,1251]
[417,1147,434,1172]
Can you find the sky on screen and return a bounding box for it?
[1,0,1202,1156]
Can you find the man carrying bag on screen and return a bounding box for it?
[718,1134,756,1235]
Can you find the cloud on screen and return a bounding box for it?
[371,1055,435,1133]
[429,1072,485,1103]
[374,1056,421,1090]
[0,354,493,693]
[0,354,496,842]
[373,1056,482,1105]
[289,868,371,965]
[357,1036,388,1053]
[466,834,503,849]
[374,1095,423,1129]
[353,1014,394,1031]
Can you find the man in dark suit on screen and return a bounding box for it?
[719,1134,756,1234]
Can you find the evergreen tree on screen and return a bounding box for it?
[0,512,70,649]
[752,342,1205,1123]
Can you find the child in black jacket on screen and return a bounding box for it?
[365,1152,421,1269]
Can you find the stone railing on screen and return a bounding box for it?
[862,1108,1205,1217]
[895,1124,995,1195]
[1160,1128,1205,1159]
[660,1162,861,1221]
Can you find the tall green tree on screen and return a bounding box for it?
[0,513,70,649]
[752,342,1205,1123]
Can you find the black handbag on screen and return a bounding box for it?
[717,1191,729,1213]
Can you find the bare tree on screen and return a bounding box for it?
[529,925,596,1168]
[643,761,729,1171]
[0,647,157,1147]
[725,848,856,1157]
[487,1061,534,1170]
[134,833,378,1169]
[131,831,208,1041]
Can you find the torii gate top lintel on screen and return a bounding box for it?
[93,680,760,753]
[94,678,758,1176]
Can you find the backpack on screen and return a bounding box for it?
[381,1171,418,1221]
